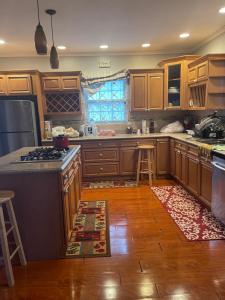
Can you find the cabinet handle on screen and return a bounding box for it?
[99,153,103,157]
[98,143,102,146]
[99,167,103,171]
[64,174,69,180]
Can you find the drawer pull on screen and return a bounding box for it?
[98,143,102,146]
[99,153,103,157]
[99,167,103,171]
[64,174,69,180]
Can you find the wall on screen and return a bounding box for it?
[0,53,180,77]
[195,30,225,55]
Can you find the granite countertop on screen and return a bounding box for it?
[0,146,80,175]
[42,133,213,148]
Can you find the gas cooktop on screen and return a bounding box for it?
[14,147,71,163]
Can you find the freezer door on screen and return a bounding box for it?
[0,100,35,132]
[0,132,36,156]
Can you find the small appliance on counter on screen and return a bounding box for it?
[194,111,225,140]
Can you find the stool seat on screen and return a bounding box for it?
[0,191,15,204]
[137,144,155,150]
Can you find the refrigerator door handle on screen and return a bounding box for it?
[212,161,225,172]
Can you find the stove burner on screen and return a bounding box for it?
[20,147,70,162]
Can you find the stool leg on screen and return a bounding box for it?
[0,206,15,287]
[136,150,141,185]
[147,150,152,186]
[6,201,27,266]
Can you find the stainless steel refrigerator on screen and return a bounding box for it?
[0,98,40,156]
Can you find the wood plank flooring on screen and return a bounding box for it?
[1,179,225,299]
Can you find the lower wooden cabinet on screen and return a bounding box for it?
[187,155,199,195]
[83,162,119,177]
[199,160,212,205]
[62,153,81,243]
[156,138,170,175]
[170,139,175,176]
[175,148,182,180]
[120,147,138,175]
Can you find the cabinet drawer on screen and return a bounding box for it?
[82,140,119,148]
[83,163,119,176]
[174,141,187,151]
[42,77,61,91]
[119,139,156,147]
[187,145,199,157]
[83,148,119,162]
[61,76,80,90]
[188,67,197,83]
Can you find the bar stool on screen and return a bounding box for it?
[0,191,27,287]
[136,144,155,186]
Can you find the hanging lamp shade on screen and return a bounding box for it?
[50,45,59,69]
[34,0,47,55]
[46,9,59,69]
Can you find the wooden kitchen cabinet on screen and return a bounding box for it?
[129,69,164,111]
[0,75,7,94]
[187,155,199,196]
[6,74,32,94]
[199,160,212,205]
[170,138,175,176]
[63,187,71,243]
[175,148,182,180]
[188,54,225,110]
[159,55,199,110]
[156,138,170,175]
[42,72,81,92]
[120,147,138,175]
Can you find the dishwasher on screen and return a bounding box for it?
[212,153,225,224]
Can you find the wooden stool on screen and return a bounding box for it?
[0,191,27,287]
[136,145,155,186]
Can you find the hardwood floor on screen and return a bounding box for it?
[1,179,225,299]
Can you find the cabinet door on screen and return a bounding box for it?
[7,75,32,94]
[188,67,197,84]
[120,147,138,175]
[63,189,71,243]
[68,176,76,228]
[42,77,61,91]
[61,76,80,90]
[175,148,182,180]
[197,62,208,82]
[187,155,199,195]
[156,139,170,175]
[164,63,181,108]
[200,161,212,205]
[130,74,148,111]
[74,169,81,212]
[0,75,7,94]
[181,151,187,184]
[148,73,164,109]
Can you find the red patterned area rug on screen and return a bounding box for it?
[66,201,111,258]
[82,180,137,189]
[152,185,225,241]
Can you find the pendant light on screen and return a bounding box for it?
[34,0,47,55]
[46,9,59,69]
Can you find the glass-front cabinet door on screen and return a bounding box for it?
[167,64,181,108]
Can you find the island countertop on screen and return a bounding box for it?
[0,145,81,175]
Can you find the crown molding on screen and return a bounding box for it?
[192,25,225,52]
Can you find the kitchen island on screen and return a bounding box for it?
[0,146,81,261]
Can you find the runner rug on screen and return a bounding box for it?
[151,185,225,241]
[82,180,137,189]
[66,200,111,258]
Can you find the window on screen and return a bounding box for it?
[86,79,126,122]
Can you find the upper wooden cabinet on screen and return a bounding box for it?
[0,74,33,95]
[7,75,32,94]
[158,56,199,110]
[129,69,164,111]
[0,75,7,94]
[42,72,81,92]
[187,54,225,110]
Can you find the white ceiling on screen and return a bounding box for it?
[0,0,225,57]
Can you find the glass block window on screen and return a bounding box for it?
[86,79,126,122]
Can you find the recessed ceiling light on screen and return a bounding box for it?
[57,45,66,50]
[99,45,108,49]
[142,43,151,48]
[0,39,6,45]
[219,6,225,14]
[179,33,190,39]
